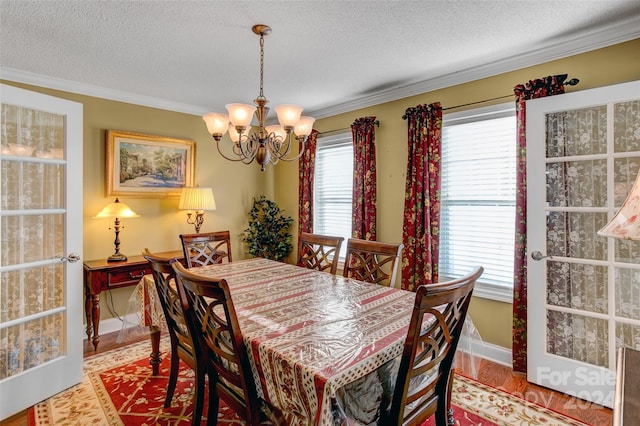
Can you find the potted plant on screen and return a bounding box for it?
[241,195,293,261]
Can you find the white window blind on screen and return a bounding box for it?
[314,133,353,259]
[440,104,516,296]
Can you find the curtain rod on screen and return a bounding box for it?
[444,77,580,111]
[318,120,379,136]
[319,77,579,133]
[443,94,513,111]
[318,92,515,134]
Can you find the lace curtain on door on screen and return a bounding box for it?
[544,100,640,368]
[1,105,65,379]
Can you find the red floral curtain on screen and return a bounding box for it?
[401,103,442,291]
[512,75,568,372]
[298,129,319,235]
[351,117,378,240]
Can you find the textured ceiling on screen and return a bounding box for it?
[1,1,639,118]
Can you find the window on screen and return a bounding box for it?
[440,103,516,302]
[314,133,353,259]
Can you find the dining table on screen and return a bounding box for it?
[127,257,420,425]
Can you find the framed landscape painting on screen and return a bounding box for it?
[105,130,196,197]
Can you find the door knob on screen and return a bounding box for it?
[531,251,552,261]
[61,253,81,263]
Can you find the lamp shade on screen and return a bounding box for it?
[179,187,217,212]
[94,198,140,219]
[266,124,287,141]
[293,116,316,137]
[202,112,230,137]
[597,171,640,240]
[226,103,256,128]
[274,104,303,128]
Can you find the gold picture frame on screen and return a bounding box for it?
[105,130,196,198]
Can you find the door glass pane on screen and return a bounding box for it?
[614,100,640,152]
[547,310,608,368]
[1,264,64,322]
[615,267,640,320]
[613,157,640,207]
[1,214,64,265]
[1,161,64,210]
[1,104,65,157]
[0,313,64,379]
[547,261,607,313]
[545,106,607,157]
[615,322,640,351]
[615,238,640,264]
[546,160,607,207]
[546,211,608,260]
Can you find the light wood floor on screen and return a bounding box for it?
[454,356,612,425]
[2,332,612,426]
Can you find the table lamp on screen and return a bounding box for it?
[598,171,640,240]
[94,198,140,262]
[179,187,216,233]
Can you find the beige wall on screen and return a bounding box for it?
[274,38,640,350]
[2,81,276,323]
[4,38,639,348]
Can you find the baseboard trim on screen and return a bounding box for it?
[459,336,512,368]
[83,313,139,340]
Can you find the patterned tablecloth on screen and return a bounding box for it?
[135,258,417,425]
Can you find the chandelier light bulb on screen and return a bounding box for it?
[228,125,247,143]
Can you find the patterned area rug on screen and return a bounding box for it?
[29,338,589,425]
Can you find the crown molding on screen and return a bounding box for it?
[309,18,640,119]
[0,68,211,116]
[2,17,638,119]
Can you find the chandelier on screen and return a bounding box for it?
[202,25,315,171]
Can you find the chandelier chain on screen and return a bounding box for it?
[259,33,265,100]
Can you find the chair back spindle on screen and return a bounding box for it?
[180,230,232,268]
[343,238,404,287]
[297,232,344,274]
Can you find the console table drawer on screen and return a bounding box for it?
[107,266,150,288]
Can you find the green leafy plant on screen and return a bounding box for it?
[241,195,293,261]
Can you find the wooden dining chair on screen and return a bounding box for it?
[383,266,483,426]
[180,230,232,268]
[172,261,281,425]
[142,249,206,426]
[297,232,344,274]
[343,238,404,287]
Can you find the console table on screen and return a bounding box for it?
[83,250,183,350]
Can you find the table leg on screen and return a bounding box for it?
[149,325,162,376]
[91,293,100,351]
[84,282,92,342]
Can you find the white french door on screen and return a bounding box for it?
[0,84,84,419]
[527,80,640,408]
